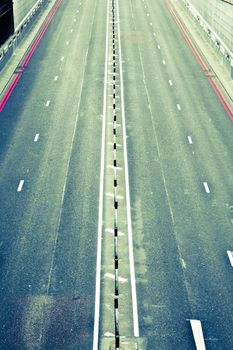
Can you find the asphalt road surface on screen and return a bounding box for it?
[0,0,233,349]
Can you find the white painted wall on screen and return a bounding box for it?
[188,0,233,51]
[13,0,39,29]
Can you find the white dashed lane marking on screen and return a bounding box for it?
[54,75,58,81]
[187,136,193,144]
[203,182,210,193]
[157,44,160,49]
[153,32,156,36]
[46,100,50,107]
[66,41,69,46]
[34,134,39,142]
[162,60,166,65]
[169,80,173,86]
[190,320,206,350]
[17,180,24,192]
[227,251,233,267]
[177,103,181,110]
[61,56,64,61]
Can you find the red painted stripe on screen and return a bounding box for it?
[164,0,233,121]
[0,0,62,112]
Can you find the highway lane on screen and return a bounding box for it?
[119,0,233,348]
[0,0,106,348]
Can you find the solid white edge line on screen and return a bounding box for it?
[17,180,24,192]
[203,182,210,193]
[190,320,206,350]
[227,250,233,266]
[93,0,109,349]
[116,0,139,337]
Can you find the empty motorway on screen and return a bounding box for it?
[0,0,233,349]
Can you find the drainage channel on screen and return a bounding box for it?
[99,0,141,349]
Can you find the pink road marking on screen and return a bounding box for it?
[164,0,233,122]
[0,0,63,112]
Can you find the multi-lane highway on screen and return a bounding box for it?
[0,0,233,349]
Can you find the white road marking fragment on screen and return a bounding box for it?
[162,59,166,65]
[177,103,181,110]
[93,0,109,348]
[104,273,128,283]
[227,250,233,266]
[70,29,73,33]
[34,133,39,142]
[117,0,139,336]
[54,75,58,81]
[105,228,125,236]
[66,41,69,46]
[74,18,77,22]
[190,320,206,350]
[147,13,149,16]
[104,332,115,337]
[150,22,152,26]
[46,100,50,107]
[203,182,210,193]
[157,44,160,49]
[169,79,173,86]
[106,192,124,199]
[153,32,156,36]
[17,180,24,192]
[61,56,64,61]
[188,136,193,144]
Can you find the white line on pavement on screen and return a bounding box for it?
[203,182,210,193]
[117,0,139,337]
[147,13,149,16]
[17,180,24,192]
[162,59,166,65]
[34,133,39,142]
[150,22,152,26]
[153,32,156,36]
[93,0,109,348]
[61,56,64,61]
[169,79,173,86]
[54,75,58,81]
[177,103,181,110]
[190,320,206,350]
[188,136,193,144]
[70,29,73,33]
[66,41,69,45]
[46,100,50,107]
[227,250,233,266]
[157,44,160,49]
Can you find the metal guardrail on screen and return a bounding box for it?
[182,0,233,71]
[0,0,48,71]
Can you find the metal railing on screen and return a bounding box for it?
[182,0,233,72]
[0,0,48,71]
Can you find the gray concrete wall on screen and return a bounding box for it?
[13,0,40,29]
[188,0,233,51]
